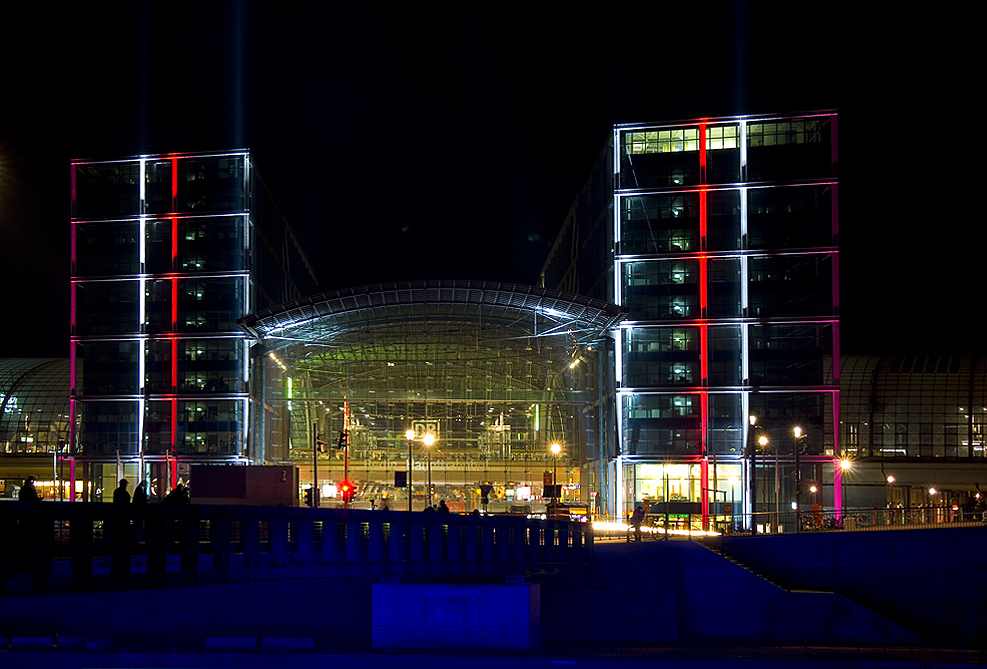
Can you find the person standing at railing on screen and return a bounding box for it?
[18,475,41,502]
[113,479,131,505]
[132,480,149,505]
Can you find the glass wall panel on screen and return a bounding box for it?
[749,392,831,455]
[749,323,832,386]
[620,194,698,254]
[76,280,141,336]
[622,393,701,455]
[630,463,743,507]
[708,258,741,318]
[81,341,139,395]
[709,393,744,455]
[144,399,173,455]
[176,156,246,213]
[619,127,701,189]
[705,124,741,183]
[0,359,71,454]
[707,190,741,251]
[78,400,139,455]
[176,399,242,455]
[747,118,833,182]
[177,338,243,393]
[144,159,174,215]
[623,261,699,320]
[145,339,173,393]
[177,216,246,272]
[146,280,173,334]
[748,254,833,318]
[623,327,700,388]
[145,219,173,274]
[709,326,742,386]
[176,277,243,333]
[74,162,140,220]
[749,185,833,250]
[75,222,140,276]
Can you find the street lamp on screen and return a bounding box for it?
[550,442,562,502]
[757,435,771,531]
[886,475,896,523]
[840,458,852,510]
[748,415,758,534]
[424,433,435,507]
[794,426,802,533]
[405,429,415,512]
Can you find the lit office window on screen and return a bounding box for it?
[625,128,699,154]
[748,120,823,147]
[706,125,739,150]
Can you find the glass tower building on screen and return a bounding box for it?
[70,150,317,498]
[542,112,839,524]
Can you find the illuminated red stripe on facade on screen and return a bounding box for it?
[698,122,710,526]
[699,122,706,167]
[171,398,178,455]
[171,157,178,201]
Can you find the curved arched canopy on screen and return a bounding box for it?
[236,281,624,482]
[239,280,624,348]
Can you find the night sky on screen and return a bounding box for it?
[0,3,977,358]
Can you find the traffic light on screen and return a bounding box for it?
[339,479,355,503]
[304,487,314,507]
[337,430,348,450]
[315,434,327,453]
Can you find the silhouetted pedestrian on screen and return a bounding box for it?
[423,504,436,512]
[113,479,131,504]
[628,505,645,542]
[19,475,41,502]
[16,476,43,575]
[438,500,450,513]
[132,480,149,504]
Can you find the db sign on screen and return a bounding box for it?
[411,421,439,438]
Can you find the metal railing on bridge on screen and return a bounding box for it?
[0,503,593,597]
[593,505,986,540]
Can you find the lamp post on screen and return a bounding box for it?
[550,443,562,502]
[756,435,769,531]
[405,429,415,512]
[794,426,802,533]
[748,415,758,534]
[424,433,435,508]
[840,458,851,511]
[886,475,896,524]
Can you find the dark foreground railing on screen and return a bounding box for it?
[0,503,593,597]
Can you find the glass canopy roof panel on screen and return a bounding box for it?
[239,281,625,347]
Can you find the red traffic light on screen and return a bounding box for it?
[339,480,355,502]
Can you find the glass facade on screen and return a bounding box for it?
[70,151,317,498]
[839,356,987,459]
[613,113,839,521]
[240,281,623,511]
[0,359,72,454]
[542,111,839,523]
